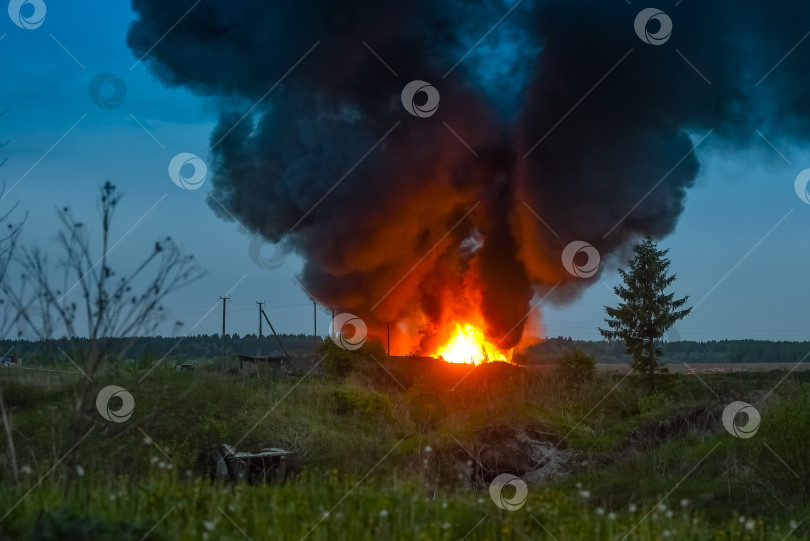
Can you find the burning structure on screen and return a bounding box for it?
[128,1,810,362]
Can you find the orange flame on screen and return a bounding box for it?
[433,323,510,365]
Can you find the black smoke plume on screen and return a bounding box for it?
[128,0,810,352]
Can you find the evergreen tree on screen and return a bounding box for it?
[599,237,691,389]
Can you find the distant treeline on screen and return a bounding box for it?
[3,334,808,366]
[520,337,810,365]
[0,333,324,365]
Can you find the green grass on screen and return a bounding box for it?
[1,471,803,540]
[1,361,809,539]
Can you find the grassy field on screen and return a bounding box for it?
[588,363,810,374]
[0,355,809,540]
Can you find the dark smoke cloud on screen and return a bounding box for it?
[128,0,810,351]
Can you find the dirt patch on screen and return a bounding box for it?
[451,424,575,489]
[622,405,720,449]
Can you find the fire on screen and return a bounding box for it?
[434,323,510,365]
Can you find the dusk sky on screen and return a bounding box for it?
[2,0,810,345]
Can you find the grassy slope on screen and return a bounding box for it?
[0,361,808,540]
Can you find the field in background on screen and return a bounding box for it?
[591,362,810,374]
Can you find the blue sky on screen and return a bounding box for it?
[1,1,809,343]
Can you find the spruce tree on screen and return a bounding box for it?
[599,237,691,390]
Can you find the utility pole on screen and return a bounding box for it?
[220,296,229,338]
[387,322,391,357]
[257,301,265,356]
[330,307,335,348]
[220,296,229,369]
[313,299,317,351]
